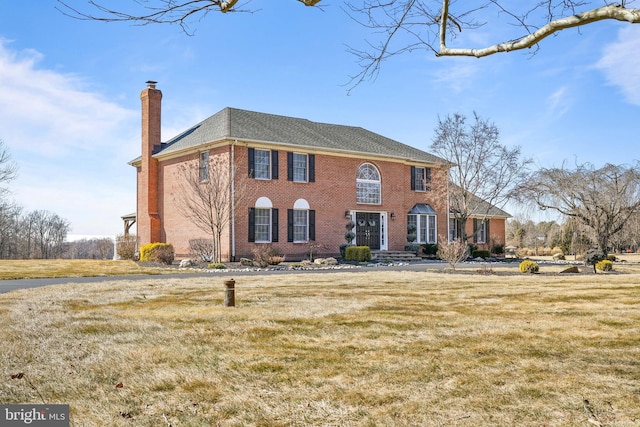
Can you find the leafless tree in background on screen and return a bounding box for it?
[22,210,71,259]
[518,162,640,255]
[0,140,18,198]
[431,112,531,242]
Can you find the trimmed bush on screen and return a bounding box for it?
[491,244,505,255]
[345,245,371,262]
[339,243,353,258]
[208,263,226,269]
[519,260,539,273]
[606,254,617,262]
[422,244,438,256]
[139,243,175,265]
[404,243,420,253]
[596,259,613,271]
[472,250,491,259]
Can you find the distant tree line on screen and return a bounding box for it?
[0,207,71,259]
[507,214,640,257]
[62,238,115,260]
[0,140,73,259]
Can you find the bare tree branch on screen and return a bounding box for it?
[439,3,640,57]
[56,1,640,89]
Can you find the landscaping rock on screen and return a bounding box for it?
[560,266,580,274]
[240,257,254,267]
[313,257,338,265]
[553,253,566,260]
[179,259,195,268]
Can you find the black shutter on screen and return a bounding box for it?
[248,208,256,242]
[272,150,279,179]
[272,208,279,242]
[309,154,315,182]
[410,166,416,190]
[287,209,294,242]
[473,219,479,243]
[485,219,490,243]
[309,210,316,241]
[287,152,294,181]
[425,167,432,190]
[248,148,255,178]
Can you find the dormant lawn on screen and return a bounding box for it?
[1,265,639,426]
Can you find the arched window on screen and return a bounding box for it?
[356,163,381,204]
[288,199,313,243]
[249,197,276,243]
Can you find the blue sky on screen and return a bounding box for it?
[0,1,638,238]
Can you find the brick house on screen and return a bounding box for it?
[130,82,509,260]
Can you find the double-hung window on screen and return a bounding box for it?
[254,149,271,180]
[293,210,308,242]
[293,153,308,182]
[254,208,271,242]
[249,197,279,243]
[287,152,315,183]
[474,219,488,244]
[287,200,315,243]
[411,166,431,192]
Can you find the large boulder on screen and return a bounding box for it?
[560,266,580,274]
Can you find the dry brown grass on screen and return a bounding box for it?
[0,260,174,280]
[1,270,639,426]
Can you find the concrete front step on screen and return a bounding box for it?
[371,250,422,262]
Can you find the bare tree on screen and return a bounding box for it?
[58,1,640,88]
[0,201,21,259]
[436,236,467,270]
[431,112,531,242]
[0,140,18,199]
[518,162,640,255]
[23,210,71,259]
[175,151,247,263]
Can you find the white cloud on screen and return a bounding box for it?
[0,40,136,157]
[546,86,571,118]
[0,40,139,236]
[430,59,481,93]
[595,26,640,106]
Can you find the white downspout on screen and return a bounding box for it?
[231,140,237,261]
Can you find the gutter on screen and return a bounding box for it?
[231,140,237,261]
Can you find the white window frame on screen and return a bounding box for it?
[408,214,437,244]
[254,149,271,180]
[254,208,271,243]
[293,209,308,242]
[356,163,381,205]
[293,152,308,183]
[476,219,487,244]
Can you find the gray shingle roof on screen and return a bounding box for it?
[147,108,445,164]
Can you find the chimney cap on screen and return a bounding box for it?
[146,80,158,88]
